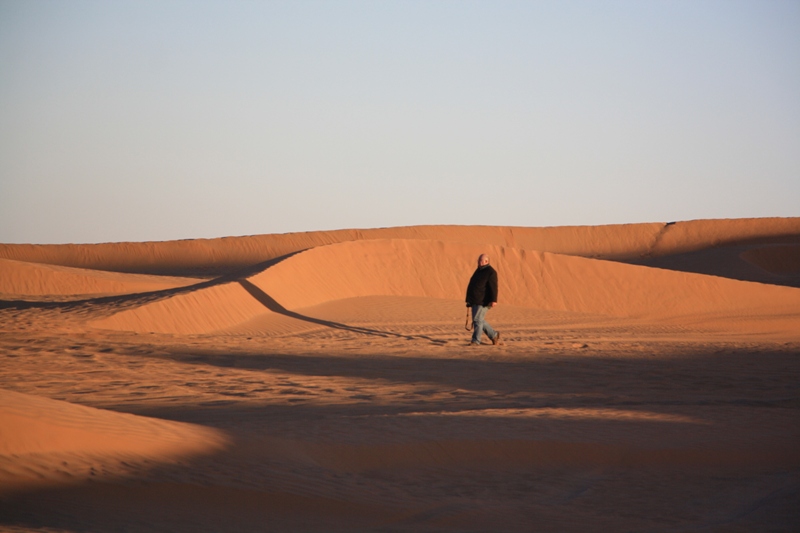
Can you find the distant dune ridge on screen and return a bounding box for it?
[1,217,798,276]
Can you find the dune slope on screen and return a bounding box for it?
[2,218,797,277]
[91,281,272,335]
[90,239,800,335]
[0,258,199,299]
[252,239,800,318]
[0,389,228,494]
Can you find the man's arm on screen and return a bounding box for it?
[487,269,498,307]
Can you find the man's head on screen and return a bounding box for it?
[478,254,490,267]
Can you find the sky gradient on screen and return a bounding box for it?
[1,0,798,244]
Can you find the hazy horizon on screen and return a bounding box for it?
[2,0,798,244]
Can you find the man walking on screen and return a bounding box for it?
[465,254,502,346]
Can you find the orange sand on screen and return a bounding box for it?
[0,389,228,495]
[1,218,798,532]
[0,258,200,300]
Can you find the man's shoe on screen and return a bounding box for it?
[470,341,481,346]
[492,332,503,345]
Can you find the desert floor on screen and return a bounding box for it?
[1,219,799,532]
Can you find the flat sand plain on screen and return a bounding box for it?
[1,218,799,532]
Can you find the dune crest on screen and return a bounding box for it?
[91,281,271,334]
[90,238,800,335]
[2,218,797,276]
[252,239,800,318]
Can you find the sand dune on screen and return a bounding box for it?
[0,389,228,494]
[0,389,228,457]
[90,238,800,336]
[2,217,798,276]
[91,281,272,335]
[251,239,800,318]
[2,218,799,532]
[0,258,200,300]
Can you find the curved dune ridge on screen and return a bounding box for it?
[0,257,200,299]
[0,389,229,492]
[91,238,800,335]
[2,218,798,276]
[93,281,273,335]
[252,239,800,318]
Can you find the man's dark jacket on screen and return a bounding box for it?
[466,265,498,307]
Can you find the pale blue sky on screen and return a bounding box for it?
[1,0,798,244]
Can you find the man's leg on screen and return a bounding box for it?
[471,305,487,344]
[481,314,497,343]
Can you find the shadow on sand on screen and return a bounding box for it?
[237,279,447,345]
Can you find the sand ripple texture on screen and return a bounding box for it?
[1,218,799,532]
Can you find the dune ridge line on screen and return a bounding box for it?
[2,218,798,276]
[90,238,800,335]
